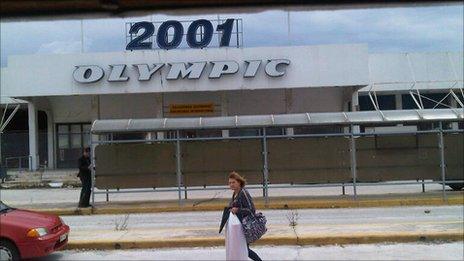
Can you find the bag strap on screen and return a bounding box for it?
[241,189,256,217]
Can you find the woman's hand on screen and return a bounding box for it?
[230,207,239,214]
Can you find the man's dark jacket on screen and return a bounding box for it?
[78,156,91,178]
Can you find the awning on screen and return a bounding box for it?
[91,108,463,134]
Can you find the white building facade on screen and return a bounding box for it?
[0,43,462,170]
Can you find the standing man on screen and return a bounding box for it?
[78,147,92,208]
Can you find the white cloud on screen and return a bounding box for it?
[36,37,93,54]
[1,4,462,67]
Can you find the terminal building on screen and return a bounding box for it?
[1,41,463,195]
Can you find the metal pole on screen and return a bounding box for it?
[262,128,269,206]
[350,125,358,200]
[438,122,447,202]
[421,179,425,193]
[91,135,96,208]
[342,183,346,195]
[106,189,109,202]
[176,130,183,205]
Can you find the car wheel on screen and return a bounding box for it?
[0,239,19,261]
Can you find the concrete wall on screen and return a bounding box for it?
[39,88,349,123]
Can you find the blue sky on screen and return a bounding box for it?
[1,4,462,67]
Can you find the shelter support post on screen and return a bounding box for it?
[262,128,270,206]
[91,135,96,208]
[350,125,358,200]
[176,130,183,205]
[438,122,447,202]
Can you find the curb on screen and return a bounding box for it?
[35,193,464,216]
[65,231,464,250]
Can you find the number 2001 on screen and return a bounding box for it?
[126,19,236,50]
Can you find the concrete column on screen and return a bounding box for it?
[28,102,39,171]
[395,94,403,110]
[221,92,229,138]
[285,89,294,136]
[46,110,55,169]
[450,98,459,130]
[155,93,165,140]
[395,94,404,127]
[342,101,350,133]
[351,90,360,134]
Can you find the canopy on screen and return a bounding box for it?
[91,108,463,134]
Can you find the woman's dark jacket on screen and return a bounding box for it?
[229,188,256,222]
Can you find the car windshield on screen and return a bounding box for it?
[0,201,12,212]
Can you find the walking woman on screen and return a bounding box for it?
[228,171,263,261]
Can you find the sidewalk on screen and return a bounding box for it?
[10,191,464,216]
[67,225,463,250]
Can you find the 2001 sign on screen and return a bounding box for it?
[126,19,236,50]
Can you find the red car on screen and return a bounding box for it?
[0,201,70,261]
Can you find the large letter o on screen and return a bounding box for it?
[73,65,105,83]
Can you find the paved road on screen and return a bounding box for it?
[57,205,463,244]
[40,242,464,260]
[0,182,453,207]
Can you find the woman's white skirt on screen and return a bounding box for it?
[225,213,248,260]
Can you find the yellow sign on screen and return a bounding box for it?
[169,103,215,114]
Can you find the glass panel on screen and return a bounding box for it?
[166,131,177,139]
[58,125,69,134]
[112,133,146,140]
[402,94,417,110]
[58,134,69,149]
[266,127,284,136]
[71,124,81,134]
[229,128,260,137]
[196,129,222,138]
[83,133,90,147]
[402,93,449,110]
[359,95,396,111]
[422,93,450,109]
[83,124,91,133]
[180,130,197,138]
[71,134,81,148]
[294,125,342,134]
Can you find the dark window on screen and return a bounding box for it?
[402,93,450,109]
[56,123,91,169]
[112,133,147,140]
[1,109,48,168]
[165,129,222,139]
[229,127,285,137]
[265,127,285,136]
[359,95,396,111]
[293,125,342,135]
[229,128,260,137]
[403,121,452,131]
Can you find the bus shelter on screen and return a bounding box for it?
[90,108,463,206]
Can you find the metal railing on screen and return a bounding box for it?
[4,155,32,171]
